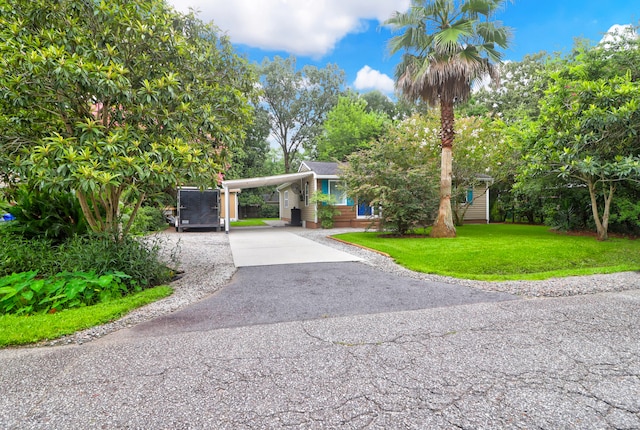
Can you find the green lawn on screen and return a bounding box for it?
[230,218,278,227]
[334,224,640,281]
[0,286,172,347]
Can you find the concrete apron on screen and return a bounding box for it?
[228,228,362,267]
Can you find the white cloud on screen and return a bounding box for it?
[353,65,395,94]
[167,0,410,58]
[599,24,638,48]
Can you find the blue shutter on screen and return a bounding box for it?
[467,188,474,205]
[321,180,328,194]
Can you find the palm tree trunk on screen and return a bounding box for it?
[430,98,457,238]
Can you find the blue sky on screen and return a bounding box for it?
[167,0,638,95]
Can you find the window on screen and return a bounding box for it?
[284,190,289,209]
[464,188,474,205]
[328,180,347,205]
[304,182,309,207]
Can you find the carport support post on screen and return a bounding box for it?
[224,184,230,234]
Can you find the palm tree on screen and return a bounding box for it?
[385,0,512,237]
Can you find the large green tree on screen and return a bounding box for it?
[227,106,282,209]
[314,94,387,162]
[465,51,557,122]
[385,0,511,237]
[260,56,344,173]
[360,90,399,119]
[0,0,255,236]
[228,107,274,179]
[341,114,440,235]
[519,35,640,240]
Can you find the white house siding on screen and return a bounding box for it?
[279,182,312,224]
[463,184,490,223]
[300,178,317,227]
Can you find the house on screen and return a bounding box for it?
[277,161,376,229]
[454,174,493,224]
[221,161,491,232]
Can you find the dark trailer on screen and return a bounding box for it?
[176,188,221,232]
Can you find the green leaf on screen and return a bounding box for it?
[0,287,18,300]
[97,274,114,288]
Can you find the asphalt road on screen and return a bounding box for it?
[2,289,640,428]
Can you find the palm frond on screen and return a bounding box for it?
[441,18,474,46]
[462,0,493,17]
[476,21,511,48]
[388,0,512,104]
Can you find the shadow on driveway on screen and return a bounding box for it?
[130,262,517,337]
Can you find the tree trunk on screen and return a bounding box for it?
[283,150,291,173]
[587,179,614,241]
[430,99,456,238]
[76,190,101,233]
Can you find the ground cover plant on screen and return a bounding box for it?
[0,220,179,346]
[0,286,172,347]
[334,224,640,281]
[0,229,176,287]
[0,270,133,315]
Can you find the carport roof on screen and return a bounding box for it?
[221,171,313,190]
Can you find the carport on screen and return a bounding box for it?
[221,171,313,234]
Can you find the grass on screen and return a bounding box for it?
[230,218,278,227]
[334,224,640,281]
[0,286,173,347]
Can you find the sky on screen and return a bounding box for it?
[166,0,639,95]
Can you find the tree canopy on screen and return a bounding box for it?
[259,56,344,173]
[0,0,255,235]
[517,35,640,240]
[314,94,388,162]
[360,90,399,119]
[465,51,558,122]
[341,115,440,235]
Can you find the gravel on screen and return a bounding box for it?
[39,226,639,347]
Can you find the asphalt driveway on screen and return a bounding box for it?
[129,261,517,336]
